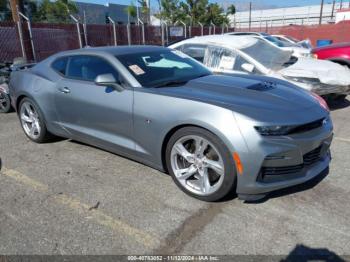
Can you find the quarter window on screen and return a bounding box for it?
[181,44,207,63]
[66,56,119,82]
[52,57,68,75]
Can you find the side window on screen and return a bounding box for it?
[181,44,207,63]
[66,56,119,82]
[52,57,68,75]
[204,46,237,70]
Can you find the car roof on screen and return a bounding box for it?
[55,45,168,57]
[226,32,269,36]
[171,35,259,50]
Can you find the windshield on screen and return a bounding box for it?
[116,50,211,87]
[241,38,292,70]
[264,36,295,47]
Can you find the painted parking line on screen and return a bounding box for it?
[334,137,350,143]
[0,167,159,248]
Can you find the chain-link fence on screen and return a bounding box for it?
[2,17,350,64]
[0,21,22,62]
[0,20,231,63]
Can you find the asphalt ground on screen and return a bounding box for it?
[0,98,350,259]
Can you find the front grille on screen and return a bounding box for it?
[262,164,304,176]
[260,146,323,179]
[288,118,324,135]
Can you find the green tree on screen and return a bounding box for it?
[203,3,228,25]
[137,0,150,23]
[125,2,137,23]
[156,0,182,24]
[157,0,229,26]
[227,4,236,16]
[33,0,78,23]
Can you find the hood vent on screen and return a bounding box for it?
[246,81,277,91]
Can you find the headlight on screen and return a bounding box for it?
[255,125,295,136]
[285,76,320,85]
[311,92,330,112]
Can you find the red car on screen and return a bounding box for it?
[312,43,350,101]
[312,42,350,67]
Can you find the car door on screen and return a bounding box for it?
[54,55,134,152]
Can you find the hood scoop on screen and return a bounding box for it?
[246,81,277,91]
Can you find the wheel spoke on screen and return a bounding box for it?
[175,165,197,180]
[198,169,211,193]
[21,114,33,123]
[194,137,209,156]
[24,103,33,116]
[203,158,224,176]
[174,143,194,163]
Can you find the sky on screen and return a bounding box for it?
[78,0,335,11]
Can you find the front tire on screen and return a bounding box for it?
[166,126,236,202]
[0,91,11,113]
[19,98,52,143]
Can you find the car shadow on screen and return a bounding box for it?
[328,98,350,111]
[241,167,330,204]
[280,244,346,262]
[68,140,329,204]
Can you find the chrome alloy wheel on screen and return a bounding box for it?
[170,135,225,196]
[20,101,41,140]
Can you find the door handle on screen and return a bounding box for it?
[58,87,70,94]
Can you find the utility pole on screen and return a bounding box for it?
[319,0,324,25]
[9,0,20,22]
[340,0,343,9]
[249,1,252,31]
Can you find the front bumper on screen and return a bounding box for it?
[234,114,333,196]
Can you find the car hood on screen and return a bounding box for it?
[279,57,350,86]
[154,75,320,114]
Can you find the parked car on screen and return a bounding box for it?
[312,43,350,101]
[0,59,35,113]
[0,63,12,113]
[10,46,333,201]
[312,42,350,66]
[273,34,313,49]
[225,32,312,58]
[170,35,350,100]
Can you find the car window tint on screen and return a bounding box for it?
[52,57,68,75]
[181,44,207,63]
[67,56,119,82]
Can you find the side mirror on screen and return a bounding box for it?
[241,63,255,73]
[95,73,124,92]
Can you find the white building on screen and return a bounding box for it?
[230,2,349,28]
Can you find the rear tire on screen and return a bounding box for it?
[0,91,11,113]
[165,126,236,202]
[18,98,53,143]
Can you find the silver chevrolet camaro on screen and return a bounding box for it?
[9,46,333,202]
